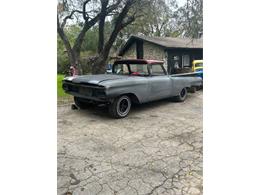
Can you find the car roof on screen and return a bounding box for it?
[193,60,203,63]
[114,59,164,64]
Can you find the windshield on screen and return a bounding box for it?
[113,63,149,76]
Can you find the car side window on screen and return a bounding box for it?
[150,64,165,76]
[113,64,129,75]
[130,64,149,76]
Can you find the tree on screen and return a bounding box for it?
[175,0,203,38]
[57,0,143,74]
[57,0,120,73]
[118,0,177,37]
[57,0,203,74]
[113,0,179,49]
[91,0,145,74]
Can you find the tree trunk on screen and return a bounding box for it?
[58,12,100,75]
[57,26,79,72]
[98,0,109,54]
[91,1,136,74]
[92,54,107,74]
[72,50,83,74]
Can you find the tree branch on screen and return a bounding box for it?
[72,12,100,53]
[106,0,121,14]
[102,0,136,57]
[61,10,83,29]
[82,0,91,21]
[57,15,75,65]
[121,16,136,29]
[60,0,92,29]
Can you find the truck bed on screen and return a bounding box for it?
[171,72,201,77]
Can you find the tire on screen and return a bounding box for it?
[109,95,131,118]
[188,86,196,93]
[71,104,78,110]
[74,97,89,109]
[196,85,203,91]
[174,88,187,102]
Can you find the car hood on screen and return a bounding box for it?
[64,74,135,85]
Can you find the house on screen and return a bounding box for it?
[118,35,203,74]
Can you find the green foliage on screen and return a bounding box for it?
[57,74,69,97]
[115,0,202,41]
[114,0,181,48]
[57,36,69,74]
[175,0,203,38]
[57,0,203,74]
[82,27,99,52]
[57,25,81,74]
[57,25,99,74]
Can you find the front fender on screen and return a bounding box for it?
[105,82,149,103]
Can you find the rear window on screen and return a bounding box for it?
[150,64,166,76]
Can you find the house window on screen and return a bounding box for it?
[182,55,190,68]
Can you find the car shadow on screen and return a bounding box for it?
[77,95,192,120]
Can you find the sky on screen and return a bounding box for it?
[176,0,186,6]
[166,0,186,7]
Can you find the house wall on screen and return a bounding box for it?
[123,42,136,59]
[143,42,168,70]
[122,41,166,60]
[143,42,165,61]
[121,39,203,74]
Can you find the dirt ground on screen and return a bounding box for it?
[58,91,203,195]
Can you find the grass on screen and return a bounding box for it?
[57,74,69,98]
[57,74,74,106]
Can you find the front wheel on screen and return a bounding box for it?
[109,95,131,118]
[173,88,187,102]
[74,97,89,109]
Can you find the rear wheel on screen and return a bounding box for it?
[74,97,89,109]
[109,95,131,118]
[173,88,187,102]
[188,86,196,93]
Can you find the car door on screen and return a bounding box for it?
[148,64,172,101]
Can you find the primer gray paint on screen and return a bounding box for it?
[63,73,202,104]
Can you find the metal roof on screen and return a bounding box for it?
[118,35,203,55]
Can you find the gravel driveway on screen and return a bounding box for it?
[58,91,203,195]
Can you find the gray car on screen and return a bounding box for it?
[62,59,202,118]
